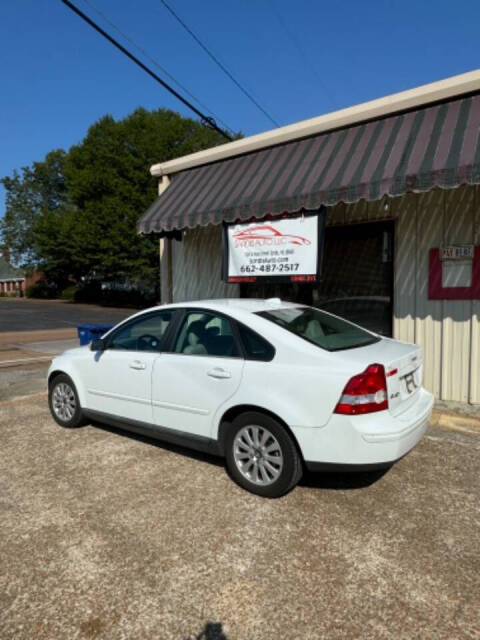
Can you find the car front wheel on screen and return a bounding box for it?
[48,374,85,428]
[225,412,303,498]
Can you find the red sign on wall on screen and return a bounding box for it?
[429,247,480,300]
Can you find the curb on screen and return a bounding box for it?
[430,410,480,434]
[0,356,53,369]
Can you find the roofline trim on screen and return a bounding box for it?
[150,69,480,178]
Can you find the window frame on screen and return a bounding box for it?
[164,307,246,360]
[103,309,181,354]
[235,321,276,362]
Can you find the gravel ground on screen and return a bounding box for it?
[0,397,479,640]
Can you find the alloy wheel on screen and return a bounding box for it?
[233,425,284,486]
[52,382,76,422]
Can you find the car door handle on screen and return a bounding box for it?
[129,360,146,370]
[207,367,231,379]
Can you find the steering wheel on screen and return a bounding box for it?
[136,334,160,351]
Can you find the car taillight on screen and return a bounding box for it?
[334,363,388,415]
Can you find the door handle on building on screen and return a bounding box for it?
[129,360,146,370]
[207,367,231,379]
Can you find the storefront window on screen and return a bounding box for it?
[241,221,394,336]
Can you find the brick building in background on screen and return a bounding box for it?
[0,248,25,295]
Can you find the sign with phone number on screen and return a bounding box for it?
[222,210,325,284]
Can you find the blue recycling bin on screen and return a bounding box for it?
[77,324,114,346]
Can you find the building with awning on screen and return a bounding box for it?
[138,70,480,404]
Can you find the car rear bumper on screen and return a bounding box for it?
[295,387,434,469]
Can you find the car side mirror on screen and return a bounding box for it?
[90,338,106,352]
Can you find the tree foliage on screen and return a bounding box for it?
[0,108,230,294]
[1,150,69,267]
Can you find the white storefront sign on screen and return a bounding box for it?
[222,212,324,283]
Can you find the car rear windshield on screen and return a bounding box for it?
[257,307,380,352]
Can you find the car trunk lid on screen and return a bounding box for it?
[337,337,423,416]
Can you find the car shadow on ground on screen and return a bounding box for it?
[87,419,389,492]
[88,419,225,468]
[299,467,391,490]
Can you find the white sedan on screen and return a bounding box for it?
[47,298,433,497]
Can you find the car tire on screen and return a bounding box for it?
[48,374,86,428]
[225,411,303,498]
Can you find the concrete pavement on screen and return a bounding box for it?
[0,395,479,640]
[0,328,78,346]
[1,299,478,638]
[0,331,80,399]
[0,333,80,370]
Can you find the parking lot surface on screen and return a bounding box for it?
[0,298,130,333]
[0,363,49,402]
[0,397,479,640]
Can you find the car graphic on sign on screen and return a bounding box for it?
[232,225,311,246]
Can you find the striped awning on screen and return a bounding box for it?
[138,93,480,234]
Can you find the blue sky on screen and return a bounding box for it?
[1,0,479,213]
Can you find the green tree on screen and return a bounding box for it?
[0,149,68,266]
[1,108,232,294]
[62,108,228,290]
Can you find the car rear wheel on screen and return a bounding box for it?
[225,412,303,498]
[48,374,85,428]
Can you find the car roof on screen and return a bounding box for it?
[144,298,301,316]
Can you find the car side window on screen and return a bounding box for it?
[107,311,173,352]
[237,323,275,361]
[173,311,240,358]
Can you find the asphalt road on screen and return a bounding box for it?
[0,298,131,333]
[0,397,479,640]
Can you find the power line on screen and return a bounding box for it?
[159,0,280,128]
[60,0,233,141]
[81,0,235,136]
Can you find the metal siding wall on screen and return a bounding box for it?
[171,225,239,302]
[367,198,391,220]
[391,186,478,404]
[341,187,477,403]
[344,199,368,224]
[441,187,474,402]
[326,202,345,225]
[414,190,443,398]
[470,187,480,403]
[393,193,417,344]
